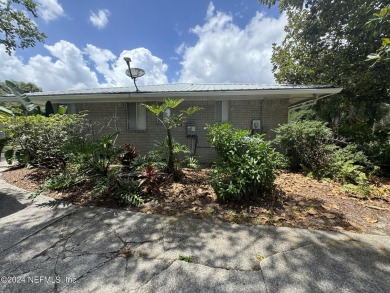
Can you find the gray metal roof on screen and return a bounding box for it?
[23,83,339,97]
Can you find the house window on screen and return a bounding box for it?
[215,101,229,122]
[127,102,146,131]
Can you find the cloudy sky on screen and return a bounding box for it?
[0,0,286,91]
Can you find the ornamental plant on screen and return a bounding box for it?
[207,123,283,201]
[142,98,202,180]
[1,113,87,167]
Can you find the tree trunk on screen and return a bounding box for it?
[166,129,175,174]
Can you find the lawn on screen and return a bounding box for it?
[3,166,390,236]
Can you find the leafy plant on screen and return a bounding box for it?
[1,113,87,167]
[62,133,121,176]
[114,177,144,206]
[273,121,334,173]
[133,152,167,171]
[274,121,378,195]
[207,123,283,201]
[149,138,191,172]
[139,164,161,195]
[5,80,67,116]
[185,156,200,169]
[142,98,202,180]
[119,144,138,168]
[92,169,144,206]
[325,145,376,185]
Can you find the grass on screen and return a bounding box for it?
[178,255,193,263]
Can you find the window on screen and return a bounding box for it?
[215,101,229,122]
[127,102,146,130]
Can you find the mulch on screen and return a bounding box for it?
[2,166,390,236]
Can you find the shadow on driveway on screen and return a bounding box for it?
[0,192,27,218]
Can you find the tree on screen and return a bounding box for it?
[259,0,390,168]
[0,0,46,55]
[258,0,390,125]
[142,99,202,179]
[366,5,390,63]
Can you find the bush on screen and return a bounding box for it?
[62,133,121,176]
[324,145,375,184]
[1,113,87,168]
[273,121,334,173]
[273,121,378,195]
[92,170,144,206]
[337,123,390,170]
[207,123,283,201]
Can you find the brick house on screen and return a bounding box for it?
[1,83,342,162]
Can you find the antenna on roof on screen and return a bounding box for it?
[123,57,145,92]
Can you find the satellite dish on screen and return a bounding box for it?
[123,56,145,92]
[125,68,145,78]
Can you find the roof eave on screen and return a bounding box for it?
[0,87,343,104]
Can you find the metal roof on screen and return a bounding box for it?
[23,83,339,97]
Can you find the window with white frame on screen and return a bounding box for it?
[127,102,146,130]
[215,101,229,122]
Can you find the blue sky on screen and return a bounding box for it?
[0,0,286,91]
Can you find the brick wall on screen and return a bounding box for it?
[66,98,288,163]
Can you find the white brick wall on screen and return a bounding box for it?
[65,98,288,163]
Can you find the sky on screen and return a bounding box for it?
[0,0,287,91]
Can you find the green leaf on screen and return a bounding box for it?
[182,106,203,115]
[0,106,14,117]
[366,53,380,60]
[57,104,68,115]
[5,80,41,114]
[164,98,184,109]
[382,38,390,46]
[142,103,164,115]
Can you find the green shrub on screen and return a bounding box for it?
[324,145,376,185]
[133,152,167,171]
[273,121,378,196]
[151,138,191,169]
[62,133,121,176]
[207,123,283,201]
[185,156,200,169]
[92,170,144,206]
[337,123,390,169]
[1,113,87,167]
[273,121,334,173]
[142,98,202,178]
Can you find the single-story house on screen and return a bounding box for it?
[1,83,342,162]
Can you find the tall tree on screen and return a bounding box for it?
[259,0,390,126]
[0,0,46,55]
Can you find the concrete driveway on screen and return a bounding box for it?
[1,164,389,292]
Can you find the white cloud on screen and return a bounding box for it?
[84,46,168,87]
[37,0,65,22]
[89,9,110,29]
[178,2,287,84]
[0,42,168,91]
